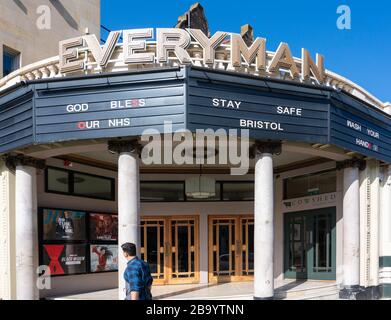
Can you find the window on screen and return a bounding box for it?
[46,167,115,201]
[222,182,254,201]
[186,183,221,201]
[141,182,185,202]
[283,170,336,200]
[47,167,69,193]
[140,181,255,202]
[46,170,257,203]
[3,46,20,77]
[73,172,113,200]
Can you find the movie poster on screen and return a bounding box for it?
[89,213,118,241]
[90,245,118,272]
[43,244,87,275]
[43,209,86,241]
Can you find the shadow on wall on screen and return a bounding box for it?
[13,0,28,14]
[49,0,79,30]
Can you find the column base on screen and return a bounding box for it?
[380,284,391,299]
[339,285,380,300]
[364,286,381,300]
[253,296,274,300]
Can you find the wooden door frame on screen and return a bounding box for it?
[208,215,253,283]
[140,216,167,285]
[167,215,200,284]
[140,215,200,285]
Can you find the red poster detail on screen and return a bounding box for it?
[44,245,65,275]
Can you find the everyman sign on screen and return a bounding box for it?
[59,28,325,84]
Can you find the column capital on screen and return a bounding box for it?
[249,141,281,159]
[336,157,366,171]
[3,154,46,171]
[108,139,142,156]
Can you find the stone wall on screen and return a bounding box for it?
[0,0,100,77]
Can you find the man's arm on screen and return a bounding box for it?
[130,291,140,300]
[125,263,143,300]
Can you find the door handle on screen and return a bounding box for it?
[164,242,171,257]
[235,240,241,256]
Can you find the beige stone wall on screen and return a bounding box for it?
[0,0,100,77]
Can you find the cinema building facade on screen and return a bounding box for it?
[0,26,391,300]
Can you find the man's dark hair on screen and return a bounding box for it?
[121,242,136,256]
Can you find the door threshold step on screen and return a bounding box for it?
[275,283,339,299]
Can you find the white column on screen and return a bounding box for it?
[0,161,16,300]
[379,165,391,296]
[110,141,140,300]
[15,161,39,300]
[253,143,279,300]
[342,164,360,289]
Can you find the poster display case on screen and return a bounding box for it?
[39,208,118,277]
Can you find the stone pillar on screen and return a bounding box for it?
[338,158,365,299]
[379,104,391,298]
[6,155,45,300]
[379,165,391,298]
[0,160,16,300]
[108,140,141,300]
[251,142,281,300]
[358,159,381,299]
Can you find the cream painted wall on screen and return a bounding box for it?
[0,0,100,77]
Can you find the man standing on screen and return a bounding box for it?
[121,242,153,300]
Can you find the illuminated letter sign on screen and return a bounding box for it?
[59,27,325,84]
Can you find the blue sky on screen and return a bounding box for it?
[101,0,390,102]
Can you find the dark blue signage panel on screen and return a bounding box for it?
[0,87,34,153]
[35,83,186,144]
[330,103,391,163]
[33,69,186,144]
[187,70,330,144]
[1,66,391,165]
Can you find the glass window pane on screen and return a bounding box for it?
[141,182,184,202]
[73,173,113,200]
[222,182,254,201]
[3,46,20,77]
[283,170,336,200]
[177,226,189,273]
[218,225,230,272]
[146,227,158,274]
[186,182,220,201]
[47,168,69,193]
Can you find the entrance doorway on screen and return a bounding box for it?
[140,216,199,284]
[284,207,336,280]
[208,215,254,283]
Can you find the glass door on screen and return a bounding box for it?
[168,217,199,284]
[307,211,336,279]
[140,219,166,284]
[208,216,254,282]
[240,217,254,277]
[140,216,199,285]
[284,214,308,279]
[284,207,336,280]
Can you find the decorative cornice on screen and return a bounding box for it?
[108,140,142,156]
[3,154,46,171]
[249,141,282,159]
[336,157,366,171]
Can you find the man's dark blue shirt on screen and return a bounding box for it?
[124,257,153,300]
